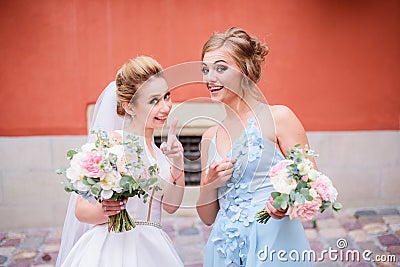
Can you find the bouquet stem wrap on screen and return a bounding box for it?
[108,209,136,232]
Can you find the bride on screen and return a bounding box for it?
[56,56,185,267]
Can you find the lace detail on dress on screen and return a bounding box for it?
[212,118,265,266]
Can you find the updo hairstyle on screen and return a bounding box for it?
[115,56,163,117]
[202,27,269,84]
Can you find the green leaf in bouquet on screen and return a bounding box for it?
[67,149,78,160]
[139,178,154,190]
[300,188,310,197]
[86,177,98,185]
[91,186,101,197]
[296,180,308,190]
[82,177,92,186]
[272,199,282,210]
[271,192,281,199]
[148,177,159,185]
[289,163,297,169]
[120,175,133,189]
[281,193,289,202]
[289,190,296,200]
[64,183,76,193]
[154,185,162,191]
[108,153,118,164]
[56,167,66,175]
[319,201,331,212]
[273,195,288,210]
[294,192,306,204]
[294,143,301,148]
[332,202,343,211]
[148,164,159,176]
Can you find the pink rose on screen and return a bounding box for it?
[302,175,309,182]
[288,198,321,221]
[81,152,104,178]
[269,160,293,177]
[312,176,330,201]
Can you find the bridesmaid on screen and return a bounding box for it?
[196,27,314,266]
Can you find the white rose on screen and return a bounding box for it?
[270,173,297,194]
[298,159,313,176]
[307,169,321,181]
[66,152,84,182]
[100,170,122,191]
[101,189,113,199]
[107,145,124,158]
[73,180,90,192]
[309,188,318,199]
[66,166,81,183]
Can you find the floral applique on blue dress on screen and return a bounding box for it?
[203,117,312,267]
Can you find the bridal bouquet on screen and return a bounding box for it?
[257,144,342,223]
[57,130,161,232]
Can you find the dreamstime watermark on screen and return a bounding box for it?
[257,238,398,263]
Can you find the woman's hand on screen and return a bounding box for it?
[160,119,184,168]
[265,198,287,220]
[203,158,236,189]
[101,199,127,217]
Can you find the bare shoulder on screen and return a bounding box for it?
[270,105,297,123]
[270,105,295,118]
[270,104,305,136]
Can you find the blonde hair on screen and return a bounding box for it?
[202,27,269,84]
[115,56,163,116]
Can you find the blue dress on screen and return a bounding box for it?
[203,117,312,267]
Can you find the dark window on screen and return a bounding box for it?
[154,136,202,185]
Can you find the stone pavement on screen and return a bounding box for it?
[0,206,399,267]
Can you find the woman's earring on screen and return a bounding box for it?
[125,109,136,118]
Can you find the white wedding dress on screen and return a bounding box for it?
[60,136,184,267]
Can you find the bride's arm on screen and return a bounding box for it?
[162,161,185,214]
[75,196,124,224]
[160,119,185,214]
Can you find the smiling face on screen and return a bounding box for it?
[130,77,172,131]
[202,47,244,104]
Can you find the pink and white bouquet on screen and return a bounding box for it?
[257,144,342,223]
[57,130,161,232]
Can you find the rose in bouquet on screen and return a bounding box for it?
[56,130,161,232]
[257,144,342,223]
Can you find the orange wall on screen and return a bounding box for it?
[0,0,399,135]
